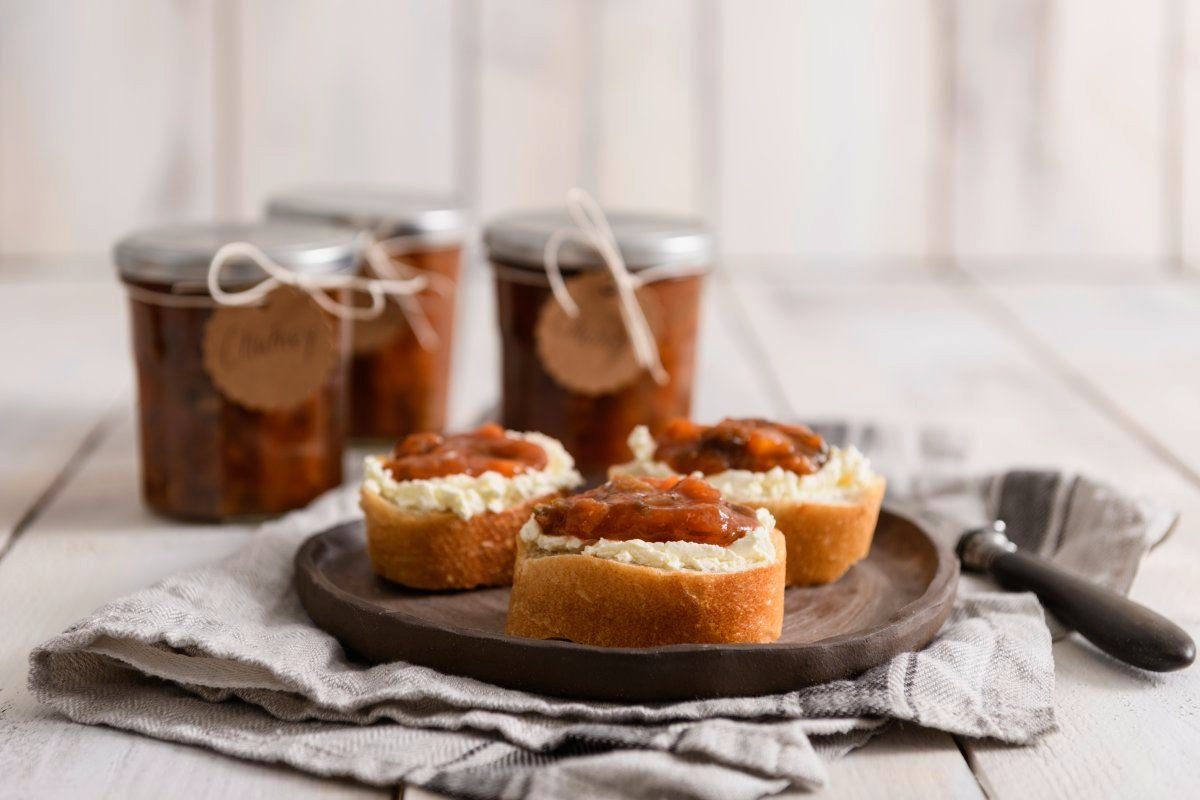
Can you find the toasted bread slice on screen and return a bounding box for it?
[754,476,886,586]
[505,529,786,647]
[360,488,559,590]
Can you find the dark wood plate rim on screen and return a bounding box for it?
[295,506,959,658]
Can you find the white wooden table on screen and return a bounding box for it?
[1,260,1197,799]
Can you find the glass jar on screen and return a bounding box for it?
[484,209,711,480]
[114,222,358,521]
[267,188,466,440]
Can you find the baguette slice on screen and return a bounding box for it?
[754,476,886,586]
[505,529,786,647]
[361,488,560,590]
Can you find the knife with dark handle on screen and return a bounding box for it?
[958,521,1195,672]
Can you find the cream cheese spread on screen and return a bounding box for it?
[363,431,582,519]
[519,506,777,574]
[613,425,877,504]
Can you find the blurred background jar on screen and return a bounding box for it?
[267,188,466,440]
[114,223,357,521]
[484,209,711,480]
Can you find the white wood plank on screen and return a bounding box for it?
[951,0,1168,261]
[0,413,384,799]
[952,276,1200,799]
[1183,0,1200,270]
[445,268,499,427]
[403,790,446,800]
[0,0,216,255]
[966,513,1200,799]
[235,0,458,218]
[966,617,1200,800]
[717,0,937,257]
[691,271,786,421]
[733,273,1200,800]
[590,0,703,215]
[731,276,1193,490]
[972,282,1200,483]
[0,279,130,552]
[477,0,588,216]
[812,724,984,800]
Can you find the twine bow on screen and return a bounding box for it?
[543,188,669,385]
[206,234,444,350]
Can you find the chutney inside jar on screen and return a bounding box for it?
[267,188,466,440]
[485,208,712,480]
[114,222,358,521]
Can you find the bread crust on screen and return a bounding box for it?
[754,476,886,586]
[505,529,786,647]
[360,488,557,590]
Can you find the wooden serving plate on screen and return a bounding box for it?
[294,509,958,702]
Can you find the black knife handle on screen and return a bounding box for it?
[990,549,1195,672]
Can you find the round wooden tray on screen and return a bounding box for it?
[294,509,958,702]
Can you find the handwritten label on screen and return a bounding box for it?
[202,287,335,411]
[534,272,663,396]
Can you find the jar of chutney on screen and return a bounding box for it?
[114,222,358,521]
[484,207,711,480]
[267,188,466,440]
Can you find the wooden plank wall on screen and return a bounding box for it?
[0,0,1195,269]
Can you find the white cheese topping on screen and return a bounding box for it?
[613,425,877,504]
[519,506,777,574]
[363,431,582,520]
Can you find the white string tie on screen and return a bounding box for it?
[543,188,669,386]
[359,232,455,351]
[206,238,439,349]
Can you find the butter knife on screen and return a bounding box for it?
[957,521,1195,672]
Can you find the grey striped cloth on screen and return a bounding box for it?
[29,424,1177,800]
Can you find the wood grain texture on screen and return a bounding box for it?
[950,0,1168,261]
[476,0,588,216]
[0,2,1190,267]
[295,511,954,700]
[955,275,1200,800]
[804,724,986,800]
[444,270,500,427]
[717,0,938,257]
[1183,0,1200,269]
[733,272,1200,800]
[0,280,129,554]
[234,0,458,218]
[0,413,385,800]
[732,277,1196,489]
[590,0,703,214]
[968,282,1200,485]
[0,0,216,254]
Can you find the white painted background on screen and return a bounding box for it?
[1,0,1197,268]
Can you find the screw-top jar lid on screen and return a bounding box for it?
[267,186,467,244]
[483,209,713,271]
[113,222,361,287]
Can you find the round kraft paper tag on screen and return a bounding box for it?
[202,287,335,411]
[534,272,664,396]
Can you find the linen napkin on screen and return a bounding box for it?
[29,424,1177,800]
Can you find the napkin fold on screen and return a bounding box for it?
[29,424,1177,800]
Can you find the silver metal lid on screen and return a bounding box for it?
[266,186,468,243]
[483,209,713,271]
[113,222,361,286]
